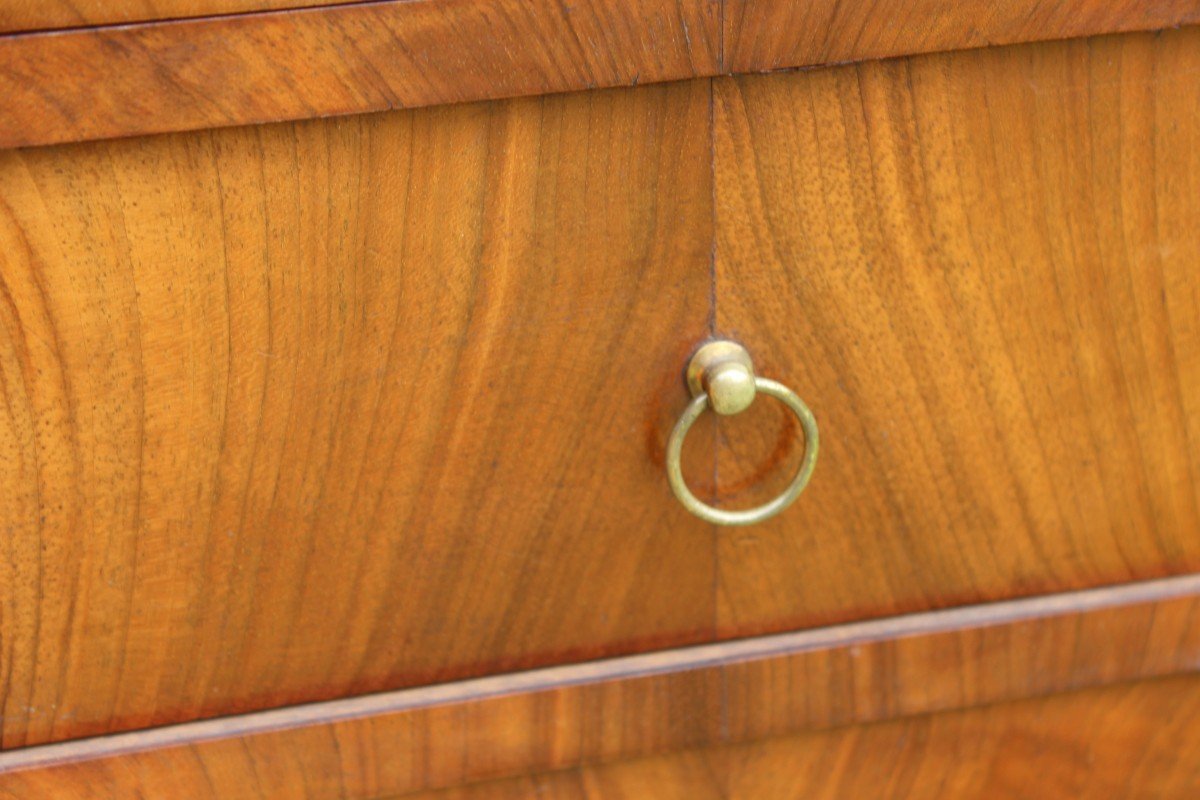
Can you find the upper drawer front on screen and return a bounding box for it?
[713,29,1200,634]
[0,80,714,747]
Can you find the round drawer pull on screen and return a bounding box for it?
[666,340,818,526]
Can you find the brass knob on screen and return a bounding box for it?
[667,340,818,526]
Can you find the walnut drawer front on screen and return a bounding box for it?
[2,27,1200,751]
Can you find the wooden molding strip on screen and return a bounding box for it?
[2,575,1199,797]
[2,0,1199,149]
[0,0,357,34]
[0,0,720,150]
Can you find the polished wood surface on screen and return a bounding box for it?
[0,0,720,149]
[0,0,352,33]
[3,2,1199,149]
[0,80,714,748]
[405,754,720,800]
[3,577,1198,797]
[726,0,1200,74]
[5,0,1197,39]
[403,675,1200,799]
[714,27,1200,636]
[5,26,1200,751]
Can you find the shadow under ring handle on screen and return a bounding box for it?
[666,341,818,526]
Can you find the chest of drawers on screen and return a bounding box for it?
[2,2,1200,797]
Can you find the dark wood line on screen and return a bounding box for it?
[2,573,1198,776]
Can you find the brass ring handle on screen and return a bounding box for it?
[666,341,818,526]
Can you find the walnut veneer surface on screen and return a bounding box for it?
[713,26,1200,635]
[0,80,715,747]
[3,28,1200,748]
[403,676,1200,800]
[1,12,1200,800]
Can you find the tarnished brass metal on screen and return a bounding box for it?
[685,340,757,415]
[668,340,818,526]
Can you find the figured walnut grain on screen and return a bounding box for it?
[0,80,715,747]
[714,27,1200,637]
[3,577,1200,798]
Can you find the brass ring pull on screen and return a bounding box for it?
[666,340,818,526]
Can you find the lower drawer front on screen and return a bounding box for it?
[3,578,1196,797]
[405,676,1200,799]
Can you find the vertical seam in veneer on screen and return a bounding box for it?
[708,78,719,342]
[717,0,726,73]
[707,75,720,646]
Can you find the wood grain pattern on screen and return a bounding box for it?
[402,675,1200,799]
[5,0,1198,41]
[2,576,1199,797]
[0,0,720,149]
[714,27,1200,636]
[0,79,714,748]
[403,753,721,800]
[0,0,353,33]
[3,1,1200,149]
[725,0,1200,74]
